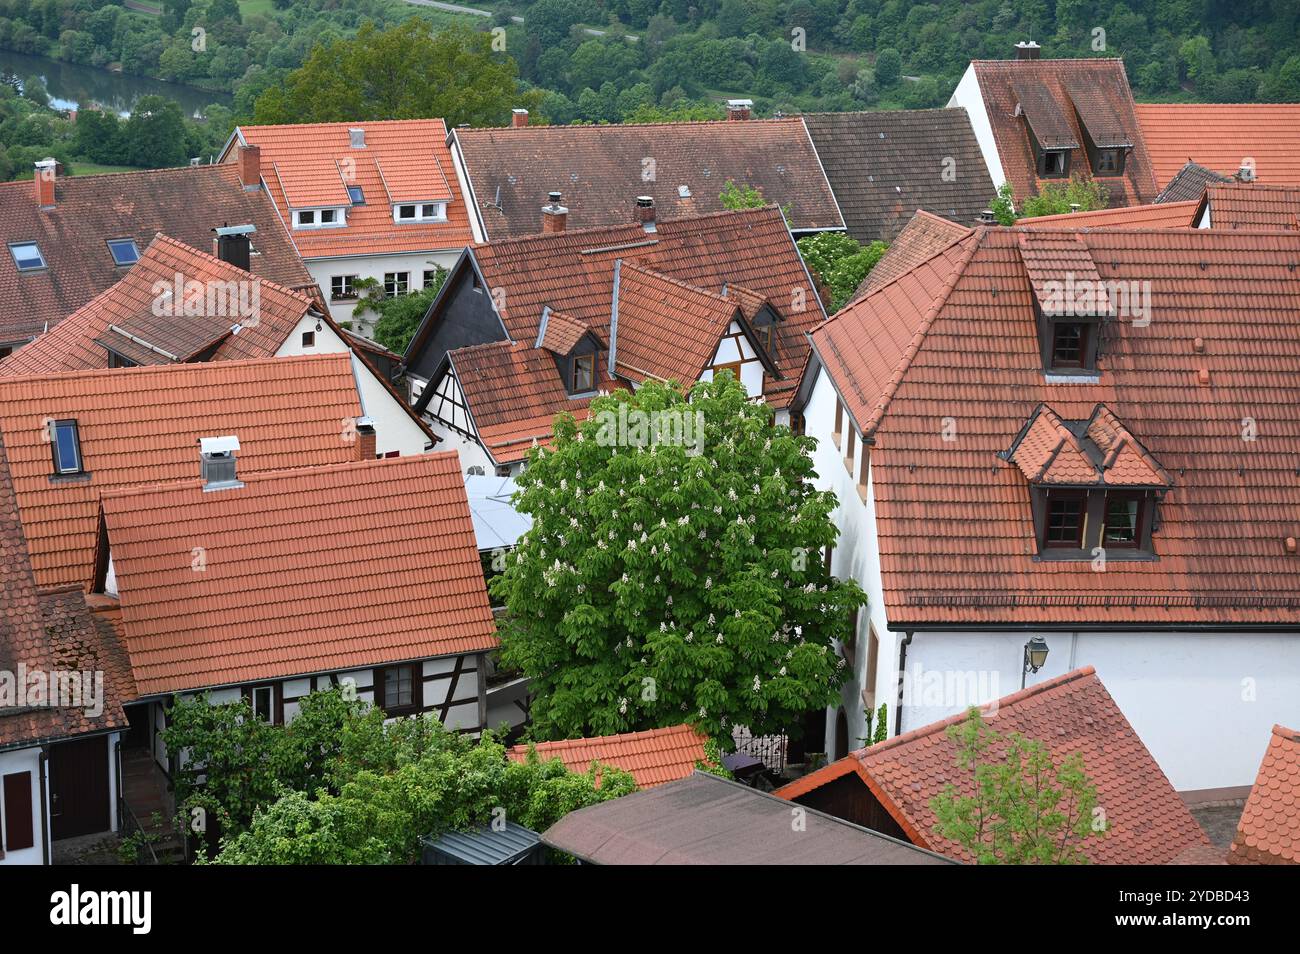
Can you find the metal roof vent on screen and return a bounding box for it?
[200,435,243,491]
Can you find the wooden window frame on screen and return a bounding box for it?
[844,426,856,475]
[375,663,422,717]
[833,398,843,449]
[1038,148,1070,178]
[1043,489,1088,549]
[1102,490,1146,549]
[1050,321,1089,370]
[572,353,596,393]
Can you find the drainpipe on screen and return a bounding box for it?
[38,747,50,866]
[894,632,913,736]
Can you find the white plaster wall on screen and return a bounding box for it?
[948,65,1007,194]
[307,248,462,337]
[0,745,46,865]
[898,630,1300,791]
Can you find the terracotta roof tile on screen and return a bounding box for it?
[775,667,1213,865]
[507,724,709,789]
[232,120,473,258]
[0,354,370,590]
[454,119,843,239]
[1154,161,1231,203]
[973,59,1157,206]
[852,210,973,302]
[808,225,1300,626]
[101,452,497,696]
[612,262,744,386]
[1007,403,1171,487]
[802,109,993,243]
[0,432,133,748]
[1203,182,1300,231]
[0,165,314,346]
[0,234,315,376]
[1229,724,1300,865]
[536,308,589,355]
[1019,201,1198,229]
[1134,103,1300,188]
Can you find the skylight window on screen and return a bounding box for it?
[107,238,139,266]
[10,242,46,272]
[50,419,82,475]
[348,185,364,205]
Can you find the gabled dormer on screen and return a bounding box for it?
[536,306,601,396]
[1004,403,1172,560]
[1018,233,1113,376]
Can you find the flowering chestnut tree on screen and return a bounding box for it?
[493,373,866,743]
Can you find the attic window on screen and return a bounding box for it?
[107,238,139,266]
[1044,490,1086,548]
[348,185,364,205]
[1051,322,1088,368]
[1094,149,1123,176]
[572,353,595,393]
[393,203,446,224]
[9,242,46,272]
[51,419,82,475]
[1102,491,1144,547]
[1038,149,1069,178]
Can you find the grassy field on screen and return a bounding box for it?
[67,161,138,176]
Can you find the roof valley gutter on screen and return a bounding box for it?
[895,631,912,736]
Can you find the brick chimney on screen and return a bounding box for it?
[237,144,261,191]
[635,195,656,232]
[34,158,58,209]
[542,191,568,233]
[1015,40,1041,60]
[726,99,752,121]
[356,418,376,461]
[512,108,529,128]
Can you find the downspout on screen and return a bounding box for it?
[894,632,913,736]
[38,747,50,866]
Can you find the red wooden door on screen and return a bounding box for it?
[49,735,110,840]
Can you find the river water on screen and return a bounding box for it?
[0,48,230,117]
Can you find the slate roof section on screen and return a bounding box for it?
[775,667,1213,865]
[542,770,956,864]
[612,262,748,386]
[229,120,473,258]
[971,59,1157,207]
[1200,182,1300,231]
[453,119,844,239]
[801,109,994,243]
[1018,201,1198,229]
[0,164,314,347]
[100,452,498,696]
[1229,724,1300,865]
[0,234,315,376]
[0,432,134,749]
[807,225,1300,626]
[1134,103,1300,188]
[507,724,711,789]
[0,354,372,590]
[851,210,973,302]
[1154,161,1231,204]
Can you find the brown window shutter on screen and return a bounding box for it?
[412,663,424,712]
[3,771,34,851]
[373,667,387,710]
[834,399,843,439]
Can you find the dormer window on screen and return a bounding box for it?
[1051,321,1088,368]
[1102,491,1144,547]
[393,202,447,224]
[572,353,595,393]
[1038,149,1069,178]
[1044,490,1086,548]
[292,208,346,229]
[1094,149,1123,176]
[51,419,82,475]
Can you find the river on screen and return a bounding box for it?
[0,48,230,117]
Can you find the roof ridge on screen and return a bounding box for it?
[823,228,974,329]
[240,118,448,132]
[859,231,983,437]
[0,163,235,189]
[1272,724,1300,740]
[144,232,316,307]
[0,350,348,387]
[463,117,803,132]
[477,206,782,250]
[859,666,1099,758]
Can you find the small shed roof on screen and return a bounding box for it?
[421,821,540,865]
[541,771,955,865]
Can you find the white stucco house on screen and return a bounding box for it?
[219,120,478,339]
[793,219,1300,794]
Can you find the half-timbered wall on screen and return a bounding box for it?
[700,320,765,398]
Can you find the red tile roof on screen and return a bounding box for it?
[1019,200,1198,229]
[0,432,133,748]
[0,234,315,376]
[1201,182,1300,231]
[453,119,843,239]
[536,308,589,355]
[101,452,498,696]
[775,667,1213,865]
[808,224,1300,626]
[230,120,473,258]
[972,59,1158,207]
[1229,724,1300,865]
[1007,404,1171,487]
[1134,103,1300,188]
[612,262,747,386]
[0,354,374,591]
[853,210,973,302]
[507,724,710,789]
[0,164,314,347]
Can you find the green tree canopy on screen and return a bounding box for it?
[1018,175,1109,218]
[252,21,539,127]
[493,374,865,742]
